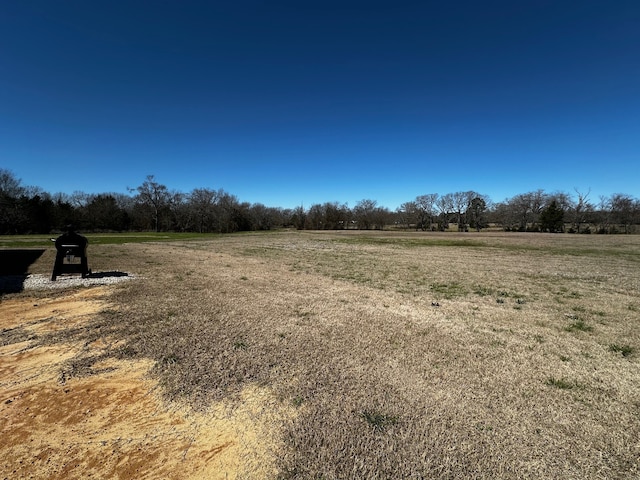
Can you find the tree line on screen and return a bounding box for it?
[1,170,638,234]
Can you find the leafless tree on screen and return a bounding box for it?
[354,199,378,230]
[415,194,438,231]
[396,201,416,229]
[436,193,453,231]
[572,188,593,233]
[610,193,635,234]
[131,175,170,232]
[189,188,219,233]
[0,169,24,198]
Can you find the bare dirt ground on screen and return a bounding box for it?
[0,286,287,480]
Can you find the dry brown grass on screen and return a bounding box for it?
[14,231,640,478]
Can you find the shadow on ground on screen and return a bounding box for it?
[0,249,46,293]
[85,271,130,279]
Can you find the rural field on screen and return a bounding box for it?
[1,230,639,479]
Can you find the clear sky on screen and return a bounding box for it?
[1,0,638,209]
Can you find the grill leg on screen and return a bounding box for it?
[51,254,64,281]
[81,256,90,277]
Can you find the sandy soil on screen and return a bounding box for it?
[1,287,287,479]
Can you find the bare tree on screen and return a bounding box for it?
[317,202,349,230]
[249,203,276,230]
[597,195,613,233]
[0,169,25,234]
[131,175,169,232]
[572,188,593,233]
[610,193,635,234]
[396,201,416,229]
[415,194,438,231]
[189,188,219,233]
[436,193,453,231]
[354,199,378,230]
[307,203,325,229]
[508,190,547,231]
[291,205,306,230]
[0,169,24,198]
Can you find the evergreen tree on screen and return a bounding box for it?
[539,200,565,232]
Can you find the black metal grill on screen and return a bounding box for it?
[51,227,90,281]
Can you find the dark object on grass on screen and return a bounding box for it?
[51,225,91,281]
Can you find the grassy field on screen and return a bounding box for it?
[6,230,640,478]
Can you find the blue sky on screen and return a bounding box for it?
[1,0,638,209]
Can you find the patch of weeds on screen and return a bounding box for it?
[115,345,139,359]
[564,320,593,333]
[335,236,484,248]
[233,340,248,350]
[59,353,115,384]
[360,410,398,432]
[545,377,575,390]
[556,286,585,299]
[628,304,639,312]
[240,276,248,281]
[430,282,467,299]
[160,353,181,366]
[533,334,544,344]
[474,285,494,297]
[609,344,634,357]
[0,326,34,347]
[292,396,304,407]
[475,422,494,432]
[559,355,570,362]
[295,309,313,320]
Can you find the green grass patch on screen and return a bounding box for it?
[360,410,398,432]
[0,232,216,248]
[473,285,494,297]
[545,377,576,390]
[334,236,485,248]
[609,344,634,357]
[233,340,248,350]
[564,320,593,332]
[430,282,467,299]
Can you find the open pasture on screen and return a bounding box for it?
[3,231,639,478]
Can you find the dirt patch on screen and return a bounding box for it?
[1,287,289,479]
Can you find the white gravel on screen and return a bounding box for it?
[0,272,136,292]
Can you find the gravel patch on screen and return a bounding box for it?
[0,272,136,293]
